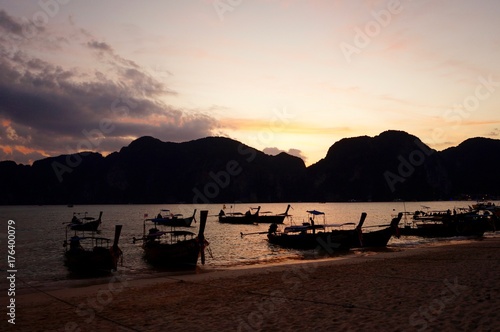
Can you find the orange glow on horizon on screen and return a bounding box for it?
[220,117,355,136]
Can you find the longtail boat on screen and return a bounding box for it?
[64,224,122,274]
[266,210,352,251]
[350,212,402,248]
[266,211,402,250]
[399,209,491,237]
[135,210,209,268]
[149,208,197,227]
[258,204,292,224]
[219,206,260,224]
[68,211,103,232]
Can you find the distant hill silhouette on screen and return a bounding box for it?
[439,137,500,198]
[1,130,499,204]
[307,130,450,201]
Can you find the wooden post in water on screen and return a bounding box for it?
[113,225,122,249]
[112,225,123,270]
[198,210,208,264]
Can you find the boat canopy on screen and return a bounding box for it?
[323,222,356,228]
[147,230,196,238]
[69,236,111,242]
[307,210,325,215]
[284,225,325,233]
[165,230,196,237]
[147,231,168,238]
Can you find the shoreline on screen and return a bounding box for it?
[14,236,500,331]
[12,236,491,296]
[14,235,480,296]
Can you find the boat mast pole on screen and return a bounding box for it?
[402,201,408,227]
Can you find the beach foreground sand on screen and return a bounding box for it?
[12,237,500,331]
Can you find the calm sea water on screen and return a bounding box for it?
[0,201,497,292]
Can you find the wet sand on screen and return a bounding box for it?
[13,237,500,331]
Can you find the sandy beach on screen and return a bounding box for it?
[11,237,500,331]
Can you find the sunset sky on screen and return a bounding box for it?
[1,0,500,166]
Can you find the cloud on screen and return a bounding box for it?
[0,10,219,165]
[487,128,499,137]
[0,9,45,45]
[263,146,306,161]
[0,10,24,35]
[87,40,113,52]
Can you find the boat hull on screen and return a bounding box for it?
[152,217,194,227]
[219,207,260,224]
[258,215,287,224]
[65,247,120,274]
[69,211,103,231]
[219,215,258,224]
[258,205,291,224]
[143,238,200,268]
[267,232,351,251]
[70,219,101,232]
[352,227,394,248]
[399,218,489,238]
[351,214,401,248]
